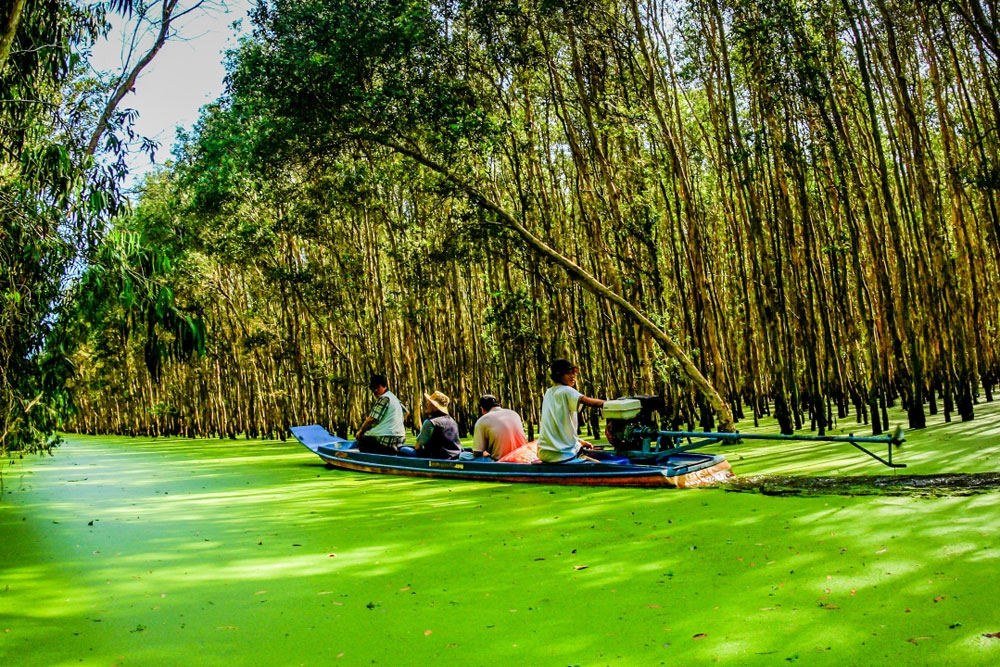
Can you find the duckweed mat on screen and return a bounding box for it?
[3,399,1000,666]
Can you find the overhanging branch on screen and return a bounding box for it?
[362,134,735,431]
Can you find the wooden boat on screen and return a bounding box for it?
[290,424,733,488]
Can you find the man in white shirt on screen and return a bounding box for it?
[355,374,408,454]
[472,394,527,460]
[537,359,605,463]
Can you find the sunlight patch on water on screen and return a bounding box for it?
[4,429,998,666]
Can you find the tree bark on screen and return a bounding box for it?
[0,0,27,74]
[371,136,735,432]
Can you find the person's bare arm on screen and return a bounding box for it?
[579,395,605,408]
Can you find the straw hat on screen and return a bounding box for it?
[424,390,450,414]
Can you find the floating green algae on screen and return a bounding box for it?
[2,403,1000,666]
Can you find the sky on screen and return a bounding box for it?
[89,0,255,185]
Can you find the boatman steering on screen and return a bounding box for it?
[538,359,606,463]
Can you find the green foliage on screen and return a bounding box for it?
[0,1,104,454]
[65,176,207,385]
[229,0,494,168]
[63,0,1000,439]
[483,288,542,349]
[1,0,162,453]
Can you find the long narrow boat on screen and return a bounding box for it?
[291,396,904,488]
[290,424,733,488]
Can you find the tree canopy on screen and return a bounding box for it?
[1,0,221,454]
[17,0,1000,443]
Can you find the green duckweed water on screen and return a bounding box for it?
[3,405,1000,666]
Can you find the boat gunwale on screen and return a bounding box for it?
[291,424,732,488]
[314,445,727,480]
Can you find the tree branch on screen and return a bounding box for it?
[86,0,203,157]
[363,134,735,431]
[0,0,28,75]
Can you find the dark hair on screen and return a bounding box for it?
[479,394,501,411]
[550,359,577,382]
[368,374,388,390]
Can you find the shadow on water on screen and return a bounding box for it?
[725,473,1000,497]
[1,431,1000,666]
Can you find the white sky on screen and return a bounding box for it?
[88,0,255,184]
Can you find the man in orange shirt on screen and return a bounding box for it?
[471,394,527,460]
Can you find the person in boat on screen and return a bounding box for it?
[538,359,605,463]
[471,394,527,460]
[406,390,463,460]
[354,374,409,454]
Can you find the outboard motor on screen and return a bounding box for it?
[604,395,664,454]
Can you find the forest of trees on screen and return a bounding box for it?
[5,0,999,453]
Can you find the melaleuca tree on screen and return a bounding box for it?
[224,0,737,430]
[65,0,1000,441]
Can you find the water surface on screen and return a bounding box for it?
[2,435,999,665]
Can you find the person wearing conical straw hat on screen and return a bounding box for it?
[412,390,462,460]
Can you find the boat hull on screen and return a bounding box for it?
[291,425,732,488]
